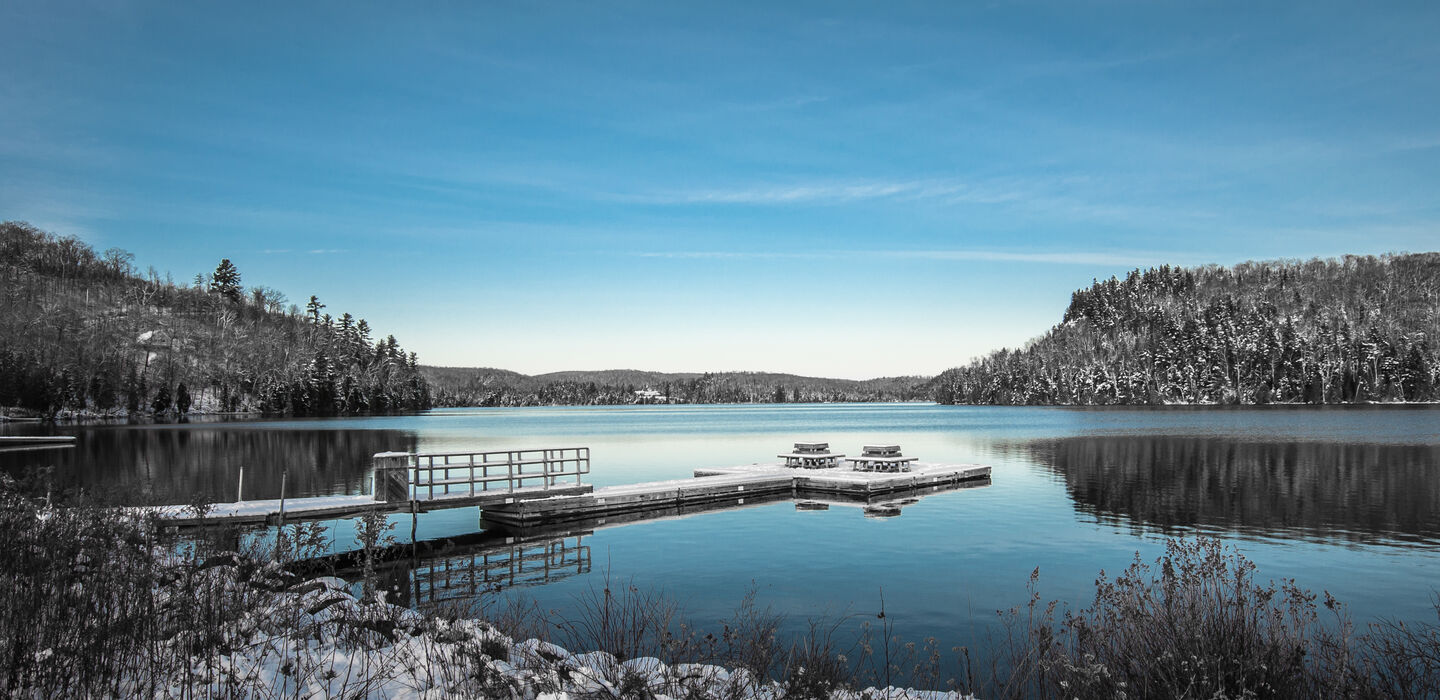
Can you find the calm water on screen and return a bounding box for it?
[5,404,1440,661]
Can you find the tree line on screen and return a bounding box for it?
[0,221,431,417]
[422,367,928,406]
[930,253,1440,405]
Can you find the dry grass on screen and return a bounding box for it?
[981,537,1440,700]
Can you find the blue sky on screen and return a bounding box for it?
[3,2,1438,379]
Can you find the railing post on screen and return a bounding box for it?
[373,451,411,503]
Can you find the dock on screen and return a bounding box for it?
[153,446,991,529]
[0,435,76,453]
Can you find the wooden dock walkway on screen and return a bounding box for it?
[156,447,593,527]
[153,447,991,529]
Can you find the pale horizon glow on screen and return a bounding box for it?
[2,2,1438,379]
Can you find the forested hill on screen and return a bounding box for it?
[422,366,928,406]
[0,221,431,417]
[930,253,1440,405]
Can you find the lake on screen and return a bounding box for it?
[4,403,1439,669]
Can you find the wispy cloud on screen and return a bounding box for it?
[614,178,1023,205]
[636,251,827,260]
[260,248,349,255]
[875,249,1181,266]
[635,248,1187,266]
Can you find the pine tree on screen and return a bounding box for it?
[306,295,326,324]
[209,259,242,303]
[151,384,172,414]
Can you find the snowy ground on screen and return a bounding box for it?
[102,560,974,699]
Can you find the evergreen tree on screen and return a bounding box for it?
[151,384,172,414]
[306,295,325,324]
[209,259,242,303]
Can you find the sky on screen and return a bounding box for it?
[2,2,1438,379]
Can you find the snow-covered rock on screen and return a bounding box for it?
[513,638,577,670]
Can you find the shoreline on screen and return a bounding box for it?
[8,399,1437,428]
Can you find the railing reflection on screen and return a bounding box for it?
[411,535,590,607]
[367,533,591,613]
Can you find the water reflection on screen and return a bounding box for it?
[0,423,417,504]
[372,533,593,616]
[325,479,992,616]
[1026,436,1440,544]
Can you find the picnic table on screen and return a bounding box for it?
[846,444,916,472]
[779,442,845,468]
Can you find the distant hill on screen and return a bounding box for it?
[929,253,1440,405]
[0,221,431,417]
[421,366,930,406]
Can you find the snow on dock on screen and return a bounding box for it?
[0,435,76,443]
[0,435,76,453]
[153,483,596,528]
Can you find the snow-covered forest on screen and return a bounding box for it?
[931,254,1440,405]
[422,367,929,407]
[0,221,432,417]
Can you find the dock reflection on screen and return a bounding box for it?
[369,532,592,614]
[347,476,991,612]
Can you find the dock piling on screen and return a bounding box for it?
[373,452,412,503]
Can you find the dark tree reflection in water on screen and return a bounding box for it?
[0,421,417,505]
[1025,436,1440,544]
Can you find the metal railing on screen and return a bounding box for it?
[373,447,589,502]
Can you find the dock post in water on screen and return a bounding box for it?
[373,452,412,503]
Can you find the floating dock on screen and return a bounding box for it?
[480,462,991,527]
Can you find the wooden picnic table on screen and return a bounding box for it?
[848,444,914,472]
